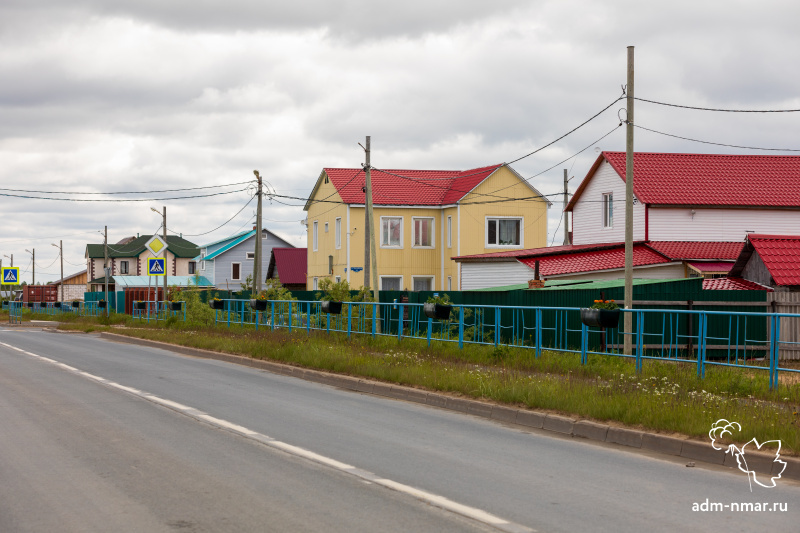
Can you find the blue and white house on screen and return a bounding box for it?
[196,227,295,289]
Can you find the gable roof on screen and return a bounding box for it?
[267,247,307,285]
[702,277,772,291]
[730,234,800,286]
[566,152,800,211]
[517,243,672,277]
[199,230,252,249]
[202,230,256,261]
[86,235,199,259]
[305,163,549,209]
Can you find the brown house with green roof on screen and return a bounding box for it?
[85,235,200,291]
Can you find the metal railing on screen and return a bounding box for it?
[210,299,799,390]
[132,301,186,323]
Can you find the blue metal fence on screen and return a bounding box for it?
[131,301,186,323]
[210,299,799,390]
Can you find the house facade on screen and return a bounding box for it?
[267,247,308,291]
[196,228,294,289]
[86,235,200,292]
[303,164,550,291]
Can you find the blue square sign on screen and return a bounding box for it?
[2,267,20,284]
[147,258,166,276]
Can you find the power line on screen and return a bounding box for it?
[0,181,252,195]
[633,97,800,113]
[634,124,800,152]
[171,195,256,237]
[0,188,248,202]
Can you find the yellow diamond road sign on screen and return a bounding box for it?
[145,235,168,256]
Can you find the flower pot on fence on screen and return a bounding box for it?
[26,302,34,308]
[209,300,224,310]
[321,300,342,315]
[169,302,183,311]
[71,301,80,308]
[580,308,621,328]
[134,301,147,311]
[423,302,452,320]
[249,299,268,311]
[98,301,107,309]
[54,302,61,308]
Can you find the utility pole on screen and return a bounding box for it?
[363,139,371,290]
[59,240,63,302]
[362,136,380,332]
[624,45,635,356]
[31,249,35,285]
[562,169,571,246]
[104,226,109,315]
[253,170,263,295]
[162,206,167,308]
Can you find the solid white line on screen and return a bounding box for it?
[0,340,535,533]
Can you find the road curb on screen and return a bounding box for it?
[94,331,800,481]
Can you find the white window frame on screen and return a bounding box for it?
[485,216,523,248]
[447,276,452,291]
[188,261,196,275]
[602,192,613,228]
[411,275,434,292]
[201,252,206,271]
[379,275,404,291]
[380,216,404,249]
[246,252,255,259]
[313,277,319,290]
[324,222,329,233]
[313,221,318,251]
[231,262,241,281]
[412,217,435,248]
[335,217,342,249]
[335,276,341,283]
[447,216,452,248]
[120,260,129,275]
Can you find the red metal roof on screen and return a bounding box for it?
[702,277,771,291]
[744,235,800,286]
[323,165,502,206]
[647,241,744,260]
[567,152,800,209]
[454,242,639,261]
[271,248,307,285]
[686,262,734,273]
[517,244,670,277]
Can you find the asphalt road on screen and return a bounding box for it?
[1,328,798,532]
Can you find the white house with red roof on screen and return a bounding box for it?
[455,152,800,290]
[303,163,550,290]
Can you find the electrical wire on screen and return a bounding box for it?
[634,124,800,152]
[0,181,253,195]
[170,195,255,237]
[633,97,800,113]
[0,188,248,202]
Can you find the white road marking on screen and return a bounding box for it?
[0,340,535,533]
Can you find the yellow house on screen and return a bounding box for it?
[303,163,550,291]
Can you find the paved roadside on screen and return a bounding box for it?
[95,330,800,482]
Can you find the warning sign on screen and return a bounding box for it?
[2,267,20,284]
[148,258,166,276]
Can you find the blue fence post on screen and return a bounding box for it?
[769,315,780,390]
[494,307,500,347]
[227,301,231,328]
[581,322,588,365]
[372,303,377,337]
[695,312,703,379]
[398,303,404,340]
[535,308,542,358]
[307,302,311,334]
[271,301,275,331]
[326,310,330,334]
[700,312,708,379]
[635,310,644,373]
[427,316,432,347]
[458,306,464,349]
[347,304,352,339]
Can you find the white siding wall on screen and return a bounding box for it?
[648,208,800,242]
[571,161,645,244]
[546,263,686,281]
[461,261,537,290]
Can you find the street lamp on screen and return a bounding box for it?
[52,242,63,302]
[25,248,34,285]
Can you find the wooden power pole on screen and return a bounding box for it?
[562,169,571,246]
[253,170,263,295]
[624,45,635,356]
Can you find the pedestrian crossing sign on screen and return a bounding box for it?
[2,267,20,284]
[148,258,166,276]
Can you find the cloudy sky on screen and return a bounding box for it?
[2,0,799,283]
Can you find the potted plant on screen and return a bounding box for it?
[249,292,268,311]
[169,301,183,311]
[26,302,34,308]
[209,297,225,310]
[98,300,107,309]
[321,300,342,315]
[71,300,80,308]
[134,301,147,311]
[580,299,621,328]
[54,302,62,308]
